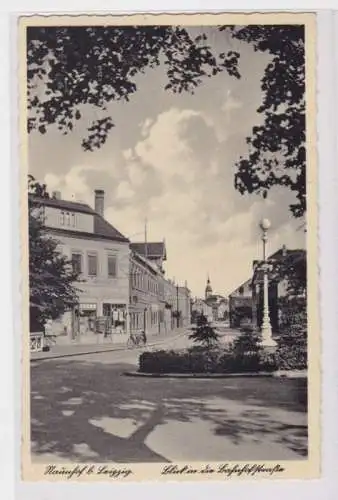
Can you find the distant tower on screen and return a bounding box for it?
[205,275,213,300]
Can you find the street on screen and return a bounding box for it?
[30,329,308,464]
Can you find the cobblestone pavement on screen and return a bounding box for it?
[30,330,308,464]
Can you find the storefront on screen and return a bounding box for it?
[129,305,147,334]
[78,303,97,336]
[102,303,128,333]
[70,303,97,339]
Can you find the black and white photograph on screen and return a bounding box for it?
[20,12,319,481]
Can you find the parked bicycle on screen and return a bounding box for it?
[126,331,147,348]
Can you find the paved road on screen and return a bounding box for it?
[30,331,308,464]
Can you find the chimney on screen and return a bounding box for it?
[94,189,105,217]
[52,191,61,200]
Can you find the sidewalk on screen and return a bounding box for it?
[30,328,187,362]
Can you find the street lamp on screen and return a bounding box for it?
[259,218,277,349]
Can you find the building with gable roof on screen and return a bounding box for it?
[30,189,130,344]
[251,245,306,333]
[130,241,166,273]
[228,278,253,328]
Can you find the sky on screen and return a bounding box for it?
[28,26,306,298]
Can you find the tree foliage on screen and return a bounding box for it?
[189,314,219,348]
[27,24,305,217]
[225,25,306,218]
[272,250,307,297]
[28,176,80,331]
[27,26,239,150]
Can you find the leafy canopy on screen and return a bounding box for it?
[27,24,305,217]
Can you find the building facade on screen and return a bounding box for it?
[30,190,192,347]
[203,276,229,321]
[130,241,166,273]
[177,284,192,327]
[251,247,306,333]
[191,298,213,322]
[32,190,130,344]
[228,279,253,329]
[129,250,164,336]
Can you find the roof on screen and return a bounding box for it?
[29,195,96,215]
[130,242,167,260]
[252,248,306,285]
[30,195,129,243]
[130,250,160,275]
[93,214,129,242]
[268,248,305,262]
[228,278,252,297]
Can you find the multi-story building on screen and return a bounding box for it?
[31,189,130,344]
[217,298,230,321]
[129,240,191,333]
[30,187,192,345]
[177,284,192,327]
[228,279,253,328]
[130,241,166,273]
[251,246,306,333]
[191,298,213,322]
[162,278,176,331]
[129,250,164,336]
[203,276,229,321]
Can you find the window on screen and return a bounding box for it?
[65,212,71,226]
[71,253,82,274]
[60,211,65,225]
[108,254,117,278]
[88,253,98,276]
[71,213,76,227]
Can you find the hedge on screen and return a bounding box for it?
[139,345,278,374]
[139,321,307,374]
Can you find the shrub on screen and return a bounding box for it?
[275,295,307,370]
[188,314,219,348]
[138,316,307,375]
[138,336,277,374]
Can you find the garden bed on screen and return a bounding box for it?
[136,314,307,377]
[137,336,307,375]
[138,346,279,375]
[124,369,307,379]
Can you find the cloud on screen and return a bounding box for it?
[221,89,243,116]
[31,32,302,298]
[44,165,97,204]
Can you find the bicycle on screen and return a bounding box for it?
[126,332,147,349]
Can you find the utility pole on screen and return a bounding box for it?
[176,284,179,328]
[144,217,148,260]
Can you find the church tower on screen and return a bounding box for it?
[205,275,213,300]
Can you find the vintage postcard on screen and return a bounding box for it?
[19,11,320,482]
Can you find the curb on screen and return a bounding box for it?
[30,331,186,363]
[123,370,307,379]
